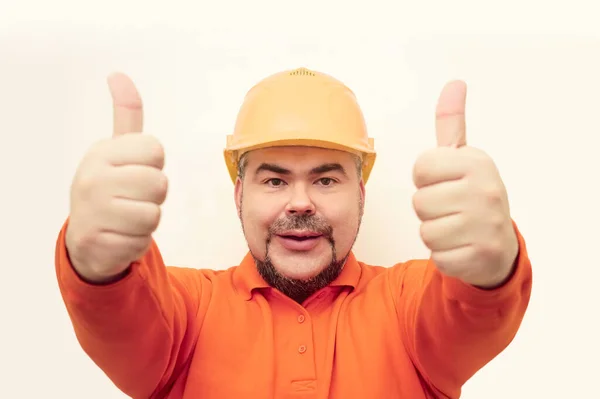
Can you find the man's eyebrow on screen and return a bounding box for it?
[254,163,291,175]
[253,162,348,177]
[310,163,347,176]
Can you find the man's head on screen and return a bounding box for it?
[234,146,365,303]
[223,67,376,302]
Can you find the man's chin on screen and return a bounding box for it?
[253,246,346,303]
[276,267,325,281]
[269,253,330,281]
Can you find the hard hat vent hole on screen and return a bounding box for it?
[289,68,315,76]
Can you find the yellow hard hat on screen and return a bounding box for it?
[223,67,376,183]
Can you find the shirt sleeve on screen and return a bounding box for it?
[55,219,209,399]
[389,220,533,398]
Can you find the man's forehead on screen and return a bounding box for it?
[245,146,352,164]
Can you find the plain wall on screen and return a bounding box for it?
[1,1,599,398]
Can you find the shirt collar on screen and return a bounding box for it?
[233,251,362,300]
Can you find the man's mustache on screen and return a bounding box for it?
[268,214,333,240]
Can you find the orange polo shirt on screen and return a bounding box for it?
[55,220,532,399]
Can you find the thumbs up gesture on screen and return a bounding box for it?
[412,81,519,288]
[65,73,168,283]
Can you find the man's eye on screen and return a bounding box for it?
[266,178,285,187]
[317,178,335,186]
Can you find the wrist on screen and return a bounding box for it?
[65,224,132,285]
[471,238,519,290]
[66,244,131,285]
[76,264,132,285]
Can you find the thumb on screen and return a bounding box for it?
[435,80,467,147]
[107,72,143,137]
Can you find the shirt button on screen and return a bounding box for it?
[297,315,305,323]
[298,345,307,354]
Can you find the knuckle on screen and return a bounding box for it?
[412,154,430,187]
[74,143,115,198]
[411,195,421,218]
[412,148,442,187]
[132,236,153,257]
[74,172,96,198]
[66,227,93,254]
[471,149,496,172]
[473,148,491,162]
[143,135,166,166]
[490,212,506,231]
[142,168,168,204]
[463,146,488,160]
[73,168,106,202]
[88,138,111,155]
[431,253,452,275]
[411,191,420,211]
[481,185,504,206]
[143,204,161,232]
[154,172,169,203]
[474,236,504,261]
[412,190,428,220]
[419,222,435,248]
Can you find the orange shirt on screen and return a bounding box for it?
[55,220,532,399]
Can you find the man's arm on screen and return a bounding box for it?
[390,222,532,398]
[55,220,206,399]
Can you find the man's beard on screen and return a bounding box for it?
[256,214,348,304]
[240,195,363,304]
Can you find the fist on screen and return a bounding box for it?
[412,81,518,288]
[65,73,168,283]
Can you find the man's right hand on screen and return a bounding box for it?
[65,73,168,283]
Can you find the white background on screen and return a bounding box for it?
[1,1,599,398]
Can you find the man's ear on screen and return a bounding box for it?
[234,177,243,215]
[359,179,366,203]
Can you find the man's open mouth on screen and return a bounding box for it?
[274,231,325,251]
[277,232,322,241]
[279,236,319,241]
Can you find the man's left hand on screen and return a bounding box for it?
[412,80,519,289]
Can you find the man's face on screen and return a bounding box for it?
[234,146,365,302]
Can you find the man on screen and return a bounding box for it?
[55,67,532,399]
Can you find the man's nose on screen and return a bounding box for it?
[285,186,316,216]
